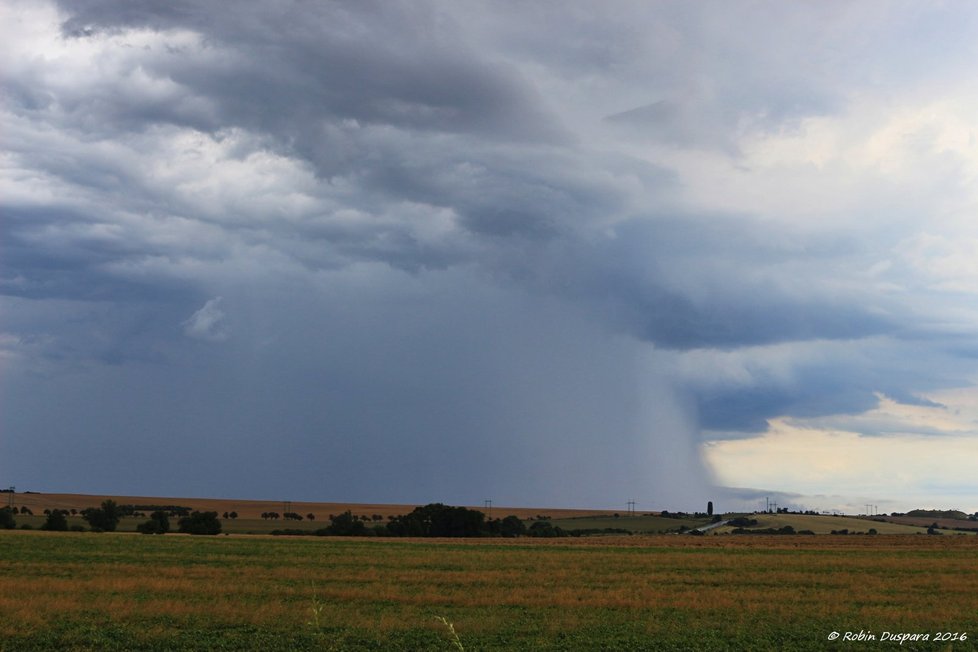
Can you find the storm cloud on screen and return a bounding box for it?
[4,1,978,510]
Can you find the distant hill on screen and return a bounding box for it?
[904,509,971,520]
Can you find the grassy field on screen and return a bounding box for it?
[2,531,977,651]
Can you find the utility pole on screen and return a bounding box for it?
[627,500,636,516]
[6,487,13,509]
[765,497,770,513]
[484,500,492,520]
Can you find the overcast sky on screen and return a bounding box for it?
[4,1,978,513]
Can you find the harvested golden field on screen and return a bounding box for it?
[1,531,976,650]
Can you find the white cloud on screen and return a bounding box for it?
[182,297,228,342]
[704,388,978,511]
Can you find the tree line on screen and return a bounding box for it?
[1,501,628,539]
[271,504,627,538]
[0,500,223,535]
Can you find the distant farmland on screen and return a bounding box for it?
[8,492,950,536]
[5,492,610,522]
[3,531,978,650]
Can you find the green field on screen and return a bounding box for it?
[714,513,938,535]
[3,531,978,651]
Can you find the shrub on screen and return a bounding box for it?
[728,517,758,527]
[42,509,69,531]
[527,520,566,538]
[178,511,222,535]
[499,515,527,538]
[138,511,171,535]
[323,511,367,536]
[82,500,120,532]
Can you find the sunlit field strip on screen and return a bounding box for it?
[2,532,977,650]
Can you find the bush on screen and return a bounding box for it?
[526,520,566,538]
[728,517,758,527]
[138,511,171,535]
[42,510,69,531]
[323,511,368,536]
[82,500,121,532]
[499,515,527,538]
[178,511,222,535]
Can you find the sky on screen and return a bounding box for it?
[3,1,978,514]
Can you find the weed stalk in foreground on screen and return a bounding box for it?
[434,616,464,651]
[307,595,325,630]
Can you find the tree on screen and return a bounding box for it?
[42,509,69,531]
[707,501,714,517]
[0,508,15,530]
[82,500,120,532]
[385,504,487,538]
[178,511,222,535]
[499,515,526,538]
[138,511,170,535]
[323,510,367,536]
[229,511,238,520]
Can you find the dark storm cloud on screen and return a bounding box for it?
[54,0,566,146]
[5,1,978,508]
[546,215,900,351]
[0,206,191,302]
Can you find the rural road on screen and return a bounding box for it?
[692,520,729,534]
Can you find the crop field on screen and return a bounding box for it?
[2,532,977,651]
